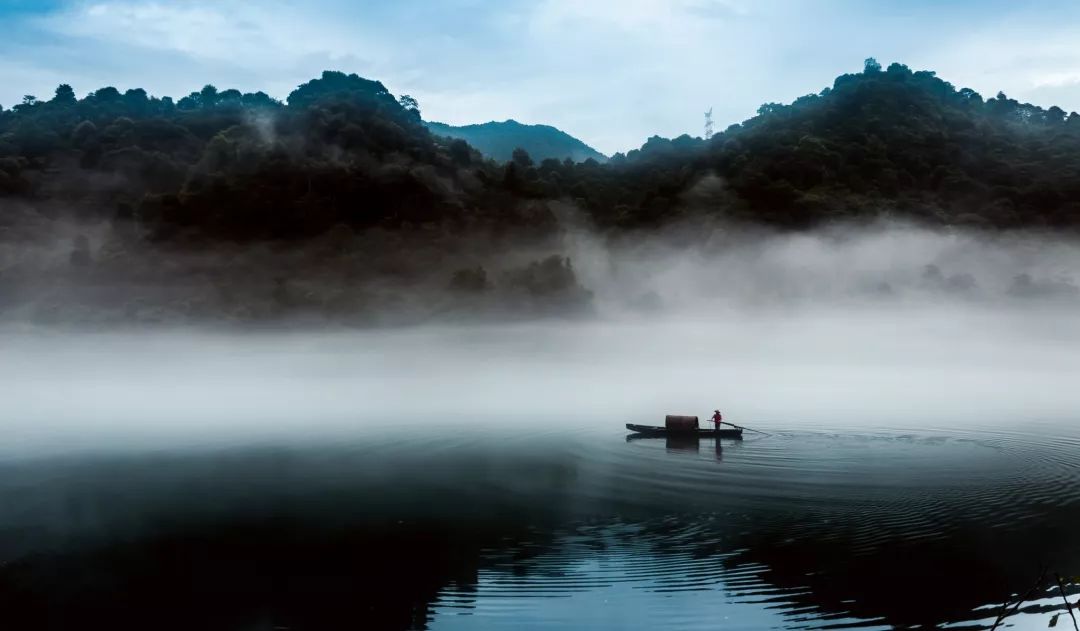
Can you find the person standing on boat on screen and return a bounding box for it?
[711,409,724,430]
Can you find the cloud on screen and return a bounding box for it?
[9,1,486,112]
[49,2,398,68]
[1032,72,1080,89]
[31,2,388,92]
[912,19,1080,118]
[528,0,745,35]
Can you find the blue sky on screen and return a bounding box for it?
[3,0,1080,154]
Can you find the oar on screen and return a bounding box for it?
[720,422,771,437]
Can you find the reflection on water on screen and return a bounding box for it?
[1,422,1078,630]
[663,434,707,456]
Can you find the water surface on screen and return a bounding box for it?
[2,421,1078,630]
[2,315,1079,630]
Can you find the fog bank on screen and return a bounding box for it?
[3,304,1079,458]
[5,219,1080,325]
[3,222,1080,457]
[568,221,1080,315]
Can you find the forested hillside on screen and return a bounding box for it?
[426,119,608,164]
[4,60,1080,241]
[0,71,554,244]
[3,61,1080,323]
[552,58,1080,229]
[0,71,579,324]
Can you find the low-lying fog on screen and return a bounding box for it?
[4,223,1080,458]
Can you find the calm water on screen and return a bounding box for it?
[1,420,1078,630]
[3,315,1080,630]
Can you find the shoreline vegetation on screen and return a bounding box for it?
[4,59,1080,324]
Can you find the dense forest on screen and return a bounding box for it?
[425,120,608,164]
[0,71,558,242]
[3,60,1080,323]
[554,57,1080,230]
[5,60,1080,239]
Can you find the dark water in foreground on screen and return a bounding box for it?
[1,421,1079,630]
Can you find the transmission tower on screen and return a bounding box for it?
[704,107,714,140]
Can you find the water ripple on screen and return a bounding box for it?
[428,422,1080,629]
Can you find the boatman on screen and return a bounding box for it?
[711,409,723,430]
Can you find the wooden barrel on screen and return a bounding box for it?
[665,415,699,431]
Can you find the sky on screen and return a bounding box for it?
[4,0,1080,155]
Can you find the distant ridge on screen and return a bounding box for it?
[7,62,1080,238]
[425,119,608,164]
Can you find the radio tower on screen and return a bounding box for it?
[704,107,714,140]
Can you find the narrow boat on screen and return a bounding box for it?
[625,423,744,439]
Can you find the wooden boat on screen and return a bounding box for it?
[625,423,743,439]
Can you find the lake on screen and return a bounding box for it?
[1,311,1079,630]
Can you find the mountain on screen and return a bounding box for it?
[0,71,583,323]
[6,63,1080,323]
[5,61,1080,243]
[0,71,552,243]
[425,119,607,164]
[546,58,1080,230]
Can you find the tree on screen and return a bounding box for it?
[13,95,39,113]
[218,89,242,106]
[503,162,520,188]
[52,84,76,105]
[93,87,121,102]
[885,62,911,77]
[199,84,219,108]
[512,147,534,168]
[241,91,277,108]
[757,102,783,116]
[958,87,983,104]
[286,70,391,109]
[397,94,420,121]
[864,57,882,73]
[1046,105,1066,125]
[449,138,471,166]
[123,88,149,113]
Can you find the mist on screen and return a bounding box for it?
[6,214,1080,322]
[4,222,1080,459]
[567,220,1080,313]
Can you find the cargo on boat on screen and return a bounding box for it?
[665,415,700,431]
